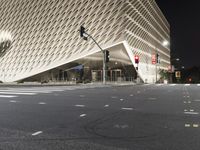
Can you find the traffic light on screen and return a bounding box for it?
[135,55,139,64]
[80,26,87,40]
[156,53,159,63]
[105,50,110,62]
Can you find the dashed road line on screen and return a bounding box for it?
[80,114,87,117]
[104,104,109,107]
[185,124,191,127]
[9,100,18,103]
[75,105,85,107]
[184,112,199,115]
[184,84,190,86]
[121,107,134,111]
[38,102,46,105]
[0,92,36,95]
[0,95,18,98]
[32,131,43,136]
[148,98,157,100]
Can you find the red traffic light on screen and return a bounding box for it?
[135,55,139,64]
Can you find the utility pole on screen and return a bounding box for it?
[80,26,109,84]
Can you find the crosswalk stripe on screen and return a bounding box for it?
[0,92,36,95]
[0,95,18,98]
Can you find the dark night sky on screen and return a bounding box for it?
[156,0,200,68]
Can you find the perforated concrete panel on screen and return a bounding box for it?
[0,0,170,83]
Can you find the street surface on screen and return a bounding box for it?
[0,84,200,149]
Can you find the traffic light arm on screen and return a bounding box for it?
[83,32,104,53]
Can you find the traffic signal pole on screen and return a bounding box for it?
[80,26,107,84]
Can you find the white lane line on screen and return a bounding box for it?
[32,131,43,136]
[120,99,124,101]
[190,109,194,112]
[148,98,157,100]
[192,124,198,128]
[184,109,188,112]
[170,84,176,86]
[0,95,18,98]
[197,84,200,86]
[111,96,117,99]
[130,94,134,97]
[184,112,199,115]
[75,105,85,107]
[10,100,18,103]
[38,102,46,105]
[104,104,109,107]
[121,108,134,111]
[0,90,52,93]
[185,124,191,127]
[0,92,36,95]
[184,84,190,86]
[79,95,85,98]
[137,91,141,94]
[80,114,86,117]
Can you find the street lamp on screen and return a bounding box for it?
[155,40,169,83]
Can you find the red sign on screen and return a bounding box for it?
[152,54,156,64]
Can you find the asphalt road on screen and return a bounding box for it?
[0,84,200,150]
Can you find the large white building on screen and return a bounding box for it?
[0,0,170,83]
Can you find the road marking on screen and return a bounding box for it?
[38,102,46,105]
[79,95,85,97]
[185,124,191,127]
[104,104,109,107]
[148,98,157,100]
[75,105,85,107]
[0,90,52,93]
[121,108,134,111]
[184,109,188,112]
[187,96,190,98]
[0,92,36,95]
[111,96,117,99]
[194,100,200,102]
[197,84,200,86]
[114,124,129,129]
[184,84,190,86]
[184,112,199,115]
[130,94,134,97]
[0,95,18,98]
[9,100,18,103]
[137,91,141,94]
[193,124,199,128]
[80,114,86,117]
[32,131,43,136]
[120,99,124,101]
[170,84,176,86]
[190,109,194,112]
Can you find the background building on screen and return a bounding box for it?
[0,0,170,83]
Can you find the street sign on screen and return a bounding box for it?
[152,54,156,64]
[175,71,181,78]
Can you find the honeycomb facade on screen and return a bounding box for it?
[0,0,170,83]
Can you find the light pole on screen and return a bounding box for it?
[155,40,169,83]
